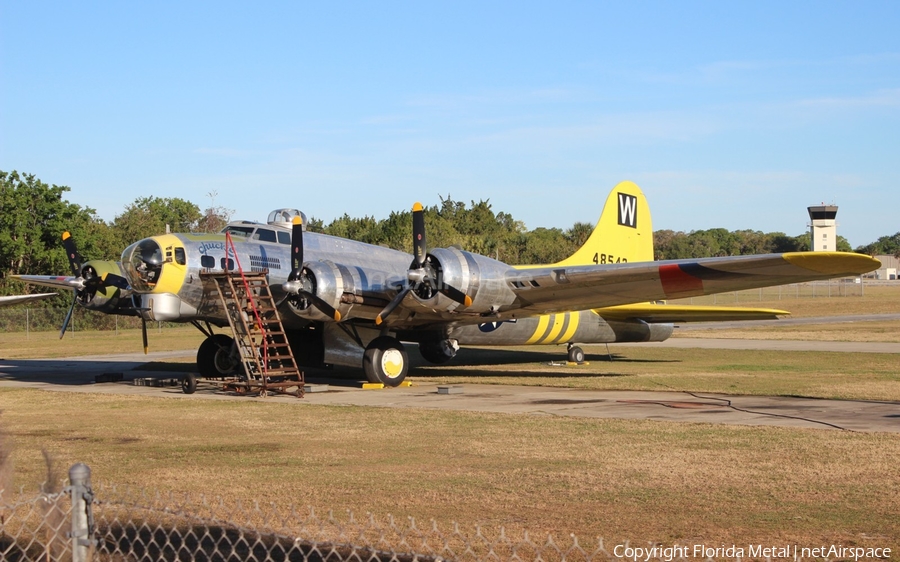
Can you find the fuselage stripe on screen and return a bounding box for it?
[525,314,552,344]
[557,310,581,343]
[541,313,567,344]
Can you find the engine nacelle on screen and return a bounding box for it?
[77,260,132,313]
[607,319,675,342]
[287,260,357,322]
[415,248,516,314]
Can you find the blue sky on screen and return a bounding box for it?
[2,2,898,248]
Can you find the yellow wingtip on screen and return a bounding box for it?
[412,202,423,212]
[783,252,881,275]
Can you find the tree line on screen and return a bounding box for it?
[2,169,896,301]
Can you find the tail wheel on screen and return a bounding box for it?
[567,345,585,363]
[197,334,239,378]
[363,336,408,387]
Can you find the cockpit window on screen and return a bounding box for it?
[223,226,254,239]
[253,228,277,243]
[122,239,164,291]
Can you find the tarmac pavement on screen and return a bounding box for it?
[1,347,897,433]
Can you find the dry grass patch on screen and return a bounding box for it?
[677,320,900,342]
[1,388,898,550]
[671,285,900,317]
[0,326,209,359]
[409,346,900,401]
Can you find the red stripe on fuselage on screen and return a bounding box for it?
[659,264,704,298]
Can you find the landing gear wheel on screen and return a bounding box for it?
[567,345,585,363]
[363,336,409,387]
[418,340,456,364]
[197,334,239,378]
[181,372,197,394]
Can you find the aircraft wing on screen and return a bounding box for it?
[12,275,84,290]
[502,251,879,318]
[0,293,58,307]
[595,303,789,323]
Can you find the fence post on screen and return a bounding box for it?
[69,462,95,562]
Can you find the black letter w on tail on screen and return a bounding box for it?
[617,193,637,228]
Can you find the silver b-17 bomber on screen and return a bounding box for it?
[14,181,881,387]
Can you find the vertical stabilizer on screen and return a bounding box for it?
[553,180,654,266]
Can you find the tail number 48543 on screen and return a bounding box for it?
[593,253,627,264]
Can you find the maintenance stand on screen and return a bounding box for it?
[182,269,305,398]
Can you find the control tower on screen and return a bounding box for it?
[807,204,838,252]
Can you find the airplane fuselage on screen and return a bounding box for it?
[121,219,672,353]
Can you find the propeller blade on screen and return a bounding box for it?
[59,292,77,339]
[141,317,149,355]
[440,283,473,307]
[62,232,83,277]
[375,285,412,326]
[300,291,342,322]
[290,215,303,279]
[412,202,426,268]
[102,272,130,290]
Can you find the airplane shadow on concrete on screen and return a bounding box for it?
[0,346,679,390]
[0,357,162,387]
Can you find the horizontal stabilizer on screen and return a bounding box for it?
[0,293,58,307]
[12,275,83,290]
[596,303,789,323]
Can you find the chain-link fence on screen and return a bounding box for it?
[2,464,629,562]
[680,278,866,305]
[0,307,177,337]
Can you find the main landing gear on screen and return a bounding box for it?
[197,334,240,378]
[418,339,458,365]
[363,336,409,387]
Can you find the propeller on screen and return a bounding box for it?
[375,202,472,326]
[59,231,83,338]
[286,215,342,321]
[58,231,132,339]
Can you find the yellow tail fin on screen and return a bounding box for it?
[554,180,654,266]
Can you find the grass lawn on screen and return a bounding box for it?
[671,284,900,317]
[2,388,898,551]
[2,288,899,552]
[406,345,900,401]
